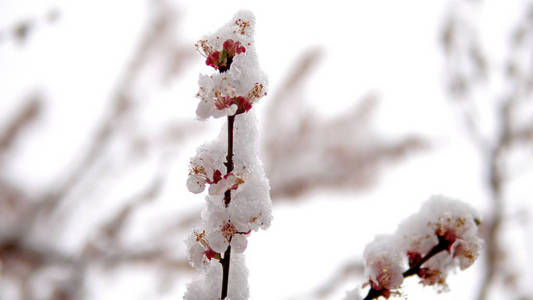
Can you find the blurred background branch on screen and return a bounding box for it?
[442,1,533,299]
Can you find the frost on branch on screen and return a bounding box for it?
[194,11,267,120]
[185,10,271,300]
[346,195,482,300]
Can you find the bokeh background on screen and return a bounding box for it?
[1,0,532,299]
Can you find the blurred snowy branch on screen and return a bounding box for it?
[0,1,197,299]
[0,8,60,46]
[264,49,427,200]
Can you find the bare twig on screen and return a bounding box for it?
[0,95,41,154]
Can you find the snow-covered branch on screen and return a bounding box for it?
[184,11,271,300]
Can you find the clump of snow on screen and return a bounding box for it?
[184,253,249,300]
[343,287,363,300]
[363,235,404,291]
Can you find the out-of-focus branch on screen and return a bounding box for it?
[313,261,364,298]
[441,2,533,299]
[0,1,197,299]
[0,8,60,45]
[265,50,426,200]
[0,94,41,155]
[39,2,175,212]
[96,174,164,244]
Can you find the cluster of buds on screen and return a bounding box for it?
[193,13,267,121]
[205,39,246,72]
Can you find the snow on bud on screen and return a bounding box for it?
[399,195,482,273]
[415,252,451,289]
[363,235,405,293]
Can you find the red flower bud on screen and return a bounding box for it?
[235,41,246,54]
[235,96,252,114]
[206,51,221,68]
[223,39,235,51]
[212,169,222,184]
[204,248,220,261]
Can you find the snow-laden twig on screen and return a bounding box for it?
[345,196,483,300]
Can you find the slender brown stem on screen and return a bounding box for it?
[224,115,235,207]
[220,114,235,299]
[220,244,232,299]
[363,235,451,300]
